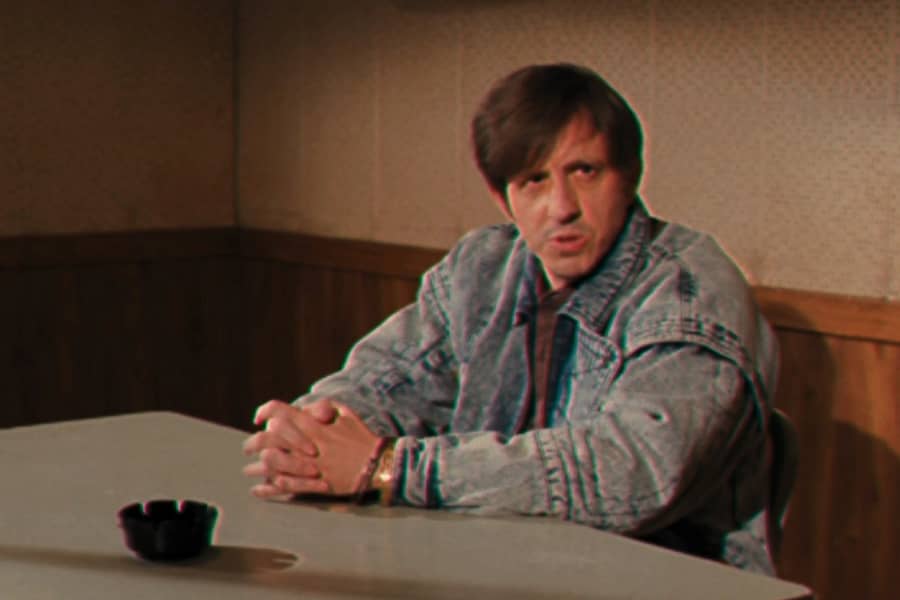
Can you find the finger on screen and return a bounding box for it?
[333,401,353,418]
[243,459,321,480]
[243,455,321,479]
[259,448,321,478]
[265,416,317,457]
[271,474,330,495]
[330,403,376,435]
[253,402,320,457]
[253,399,293,426]
[304,399,339,424]
[332,401,367,422]
[242,460,268,478]
[250,482,290,498]
[242,431,270,455]
[243,423,318,458]
[242,430,294,455]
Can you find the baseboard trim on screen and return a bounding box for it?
[238,229,442,279]
[754,285,899,344]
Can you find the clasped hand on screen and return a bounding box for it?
[242,399,380,498]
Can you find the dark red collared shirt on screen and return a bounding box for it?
[529,275,573,428]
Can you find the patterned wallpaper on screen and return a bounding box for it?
[1,1,235,236]
[239,0,899,299]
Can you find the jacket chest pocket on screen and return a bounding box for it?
[563,331,623,419]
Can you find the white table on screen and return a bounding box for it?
[0,412,812,599]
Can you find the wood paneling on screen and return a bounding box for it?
[239,258,419,419]
[0,230,418,431]
[3,227,897,600]
[774,330,899,600]
[0,249,247,430]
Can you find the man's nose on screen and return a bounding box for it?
[547,178,580,222]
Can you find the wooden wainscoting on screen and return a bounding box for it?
[0,229,253,429]
[752,287,899,599]
[239,257,420,414]
[3,227,898,600]
[774,330,899,600]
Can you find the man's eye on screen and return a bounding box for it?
[574,164,598,177]
[519,173,547,188]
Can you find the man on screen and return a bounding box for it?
[243,63,780,574]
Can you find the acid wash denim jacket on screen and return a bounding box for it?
[297,202,780,574]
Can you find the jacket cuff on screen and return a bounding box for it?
[392,435,439,507]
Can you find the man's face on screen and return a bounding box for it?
[492,112,637,290]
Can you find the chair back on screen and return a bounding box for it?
[767,408,799,561]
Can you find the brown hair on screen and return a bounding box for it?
[471,63,643,196]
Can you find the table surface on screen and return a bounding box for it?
[0,412,812,599]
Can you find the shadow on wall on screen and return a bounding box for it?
[770,302,899,600]
[824,422,899,600]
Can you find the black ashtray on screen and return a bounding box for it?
[118,499,218,561]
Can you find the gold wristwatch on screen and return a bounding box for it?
[370,439,396,506]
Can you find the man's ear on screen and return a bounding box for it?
[490,188,514,221]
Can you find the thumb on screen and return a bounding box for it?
[306,399,339,423]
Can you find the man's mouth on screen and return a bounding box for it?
[548,232,587,254]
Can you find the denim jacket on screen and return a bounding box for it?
[298,202,780,574]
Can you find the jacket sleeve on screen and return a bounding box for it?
[391,342,766,534]
[293,259,460,438]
